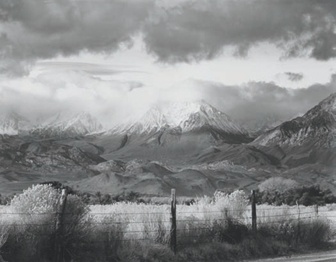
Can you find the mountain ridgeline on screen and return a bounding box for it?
[0,96,335,196]
[254,93,336,147]
[98,101,253,162]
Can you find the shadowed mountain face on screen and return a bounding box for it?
[98,101,253,163]
[251,93,336,167]
[97,128,253,164]
[0,96,335,195]
[0,134,106,194]
[254,93,336,147]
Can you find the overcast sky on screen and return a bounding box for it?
[0,0,336,128]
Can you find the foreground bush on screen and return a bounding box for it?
[0,188,333,262]
[116,218,331,262]
[258,218,331,247]
[1,184,90,262]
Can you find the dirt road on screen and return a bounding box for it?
[247,249,336,262]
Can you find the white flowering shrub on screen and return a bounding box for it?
[4,184,90,261]
[10,184,59,214]
[258,177,298,193]
[3,184,59,261]
[213,190,249,219]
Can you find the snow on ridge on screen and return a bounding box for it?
[110,100,246,135]
[55,112,103,134]
[0,112,31,135]
[32,111,104,136]
[319,92,336,112]
[253,92,336,146]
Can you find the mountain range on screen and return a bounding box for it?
[111,101,248,136]
[0,111,103,137]
[0,94,335,196]
[0,112,31,135]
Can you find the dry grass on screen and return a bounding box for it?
[0,192,335,261]
[88,194,336,241]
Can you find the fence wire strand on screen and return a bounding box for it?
[0,206,335,247]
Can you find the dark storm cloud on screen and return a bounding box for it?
[144,0,336,62]
[236,81,336,119]
[189,77,336,130]
[1,0,336,74]
[285,72,304,82]
[0,0,154,75]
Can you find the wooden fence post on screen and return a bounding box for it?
[314,204,318,218]
[296,200,301,244]
[54,189,68,262]
[251,190,257,234]
[170,189,177,255]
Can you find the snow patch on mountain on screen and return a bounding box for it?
[32,112,104,137]
[0,112,30,135]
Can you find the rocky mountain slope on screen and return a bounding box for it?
[0,95,336,195]
[254,93,336,147]
[194,93,336,171]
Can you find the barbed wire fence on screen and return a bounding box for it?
[0,189,335,261]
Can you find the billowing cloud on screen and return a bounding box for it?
[0,68,160,128]
[0,0,154,75]
[285,72,304,82]
[1,67,334,131]
[1,0,336,75]
[163,77,336,131]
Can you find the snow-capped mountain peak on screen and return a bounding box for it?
[114,106,170,134]
[0,112,30,135]
[60,112,103,134]
[159,100,214,126]
[173,101,245,133]
[301,92,336,122]
[111,100,247,135]
[32,111,104,137]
